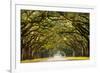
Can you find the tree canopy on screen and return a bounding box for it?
[21,10,90,61]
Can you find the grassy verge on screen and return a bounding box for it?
[21,57,89,63]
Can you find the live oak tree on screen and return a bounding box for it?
[21,10,89,60]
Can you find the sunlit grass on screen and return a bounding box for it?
[64,57,89,60]
[21,58,48,63]
[21,57,89,63]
